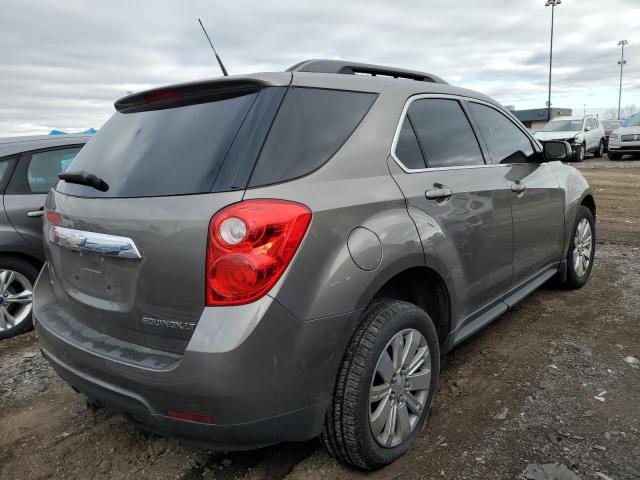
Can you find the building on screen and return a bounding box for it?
[511,108,573,132]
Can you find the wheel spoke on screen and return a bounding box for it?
[408,369,431,391]
[401,331,420,369]
[0,270,13,293]
[370,383,391,404]
[6,290,32,304]
[391,334,404,370]
[376,350,395,383]
[408,346,430,376]
[573,252,582,274]
[0,308,7,330]
[370,396,392,436]
[396,402,412,438]
[2,307,15,327]
[405,392,423,415]
[382,402,398,447]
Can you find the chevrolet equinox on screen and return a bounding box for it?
[34,60,596,470]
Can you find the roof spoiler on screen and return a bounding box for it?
[114,77,277,113]
[287,59,448,85]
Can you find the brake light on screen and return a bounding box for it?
[46,211,61,226]
[144,88,182,104]
[206,200,312,306]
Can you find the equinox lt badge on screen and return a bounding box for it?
[142,316,196,331]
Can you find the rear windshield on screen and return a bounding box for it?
[57,86,376,198]
[56,90,261,198]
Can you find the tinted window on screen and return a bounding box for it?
[27,147,82,193]
[406,99,484,168]
[395,118,426,169]
[0,159,12,185]
[57,91,259,198]
[249,88,376,187]
[469,103,534,164]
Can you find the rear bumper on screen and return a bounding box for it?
[40,346,327,449]
[34,267,360,448]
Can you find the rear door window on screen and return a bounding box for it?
[404,98,484,168]
[468,102,534,164]
[248,88,377,187]
[27,147,82,193]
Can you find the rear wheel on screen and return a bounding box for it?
[321,299,440,470]
[0,258,39,339]
[608,151,622,161]
[562,206,595,289]
[593,140,604,158]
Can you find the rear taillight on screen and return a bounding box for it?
[206,200,312,306]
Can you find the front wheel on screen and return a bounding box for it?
[573,143,585,162]
[593,140,604,158]
[562,206,595,289]
[321,299,440,470]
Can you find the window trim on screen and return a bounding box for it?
[390,94,542,173]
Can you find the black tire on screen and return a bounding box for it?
[562,206,595,289]
[0,257,40,339]
[593,140,604,158]
[608,152,622,161]
[321,299,440,470]
[572,143,585,162]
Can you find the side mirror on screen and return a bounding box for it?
[543,140,572,162]
[584,125,591,132]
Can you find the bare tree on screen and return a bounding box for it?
[604,104,637,120]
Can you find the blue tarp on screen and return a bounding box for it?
[48,128,96,135]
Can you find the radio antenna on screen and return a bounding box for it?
[197,18,229,77]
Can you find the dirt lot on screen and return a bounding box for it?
[1,157,639,480]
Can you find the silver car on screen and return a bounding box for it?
[34,60,596,469]
[608,113,640,160]
[534,115,606,161]
[0,134,88,338]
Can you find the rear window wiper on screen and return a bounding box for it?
[58,171,109,192]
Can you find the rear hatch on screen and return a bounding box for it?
[42,75,290,354]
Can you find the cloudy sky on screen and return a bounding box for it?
[1,0,639,136]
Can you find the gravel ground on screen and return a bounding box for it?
[1,157,639,480]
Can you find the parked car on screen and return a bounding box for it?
[601,119,623,150]
[34,60,596,470]
[0,134,89,339]
[607,113,640,160]
[534,115,606,161]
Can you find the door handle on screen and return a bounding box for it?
[425,184,453,201]
[511,182,527,194]
[27,208,44,218]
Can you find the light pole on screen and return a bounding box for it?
[545,0,561,123]
[617,40,628,120]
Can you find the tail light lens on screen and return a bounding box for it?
[206,200,312,306]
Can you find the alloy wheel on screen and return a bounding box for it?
[0,269,33,332]
[369,328,431,448]
[573,218,592,277]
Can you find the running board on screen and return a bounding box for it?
[441,265,559,352]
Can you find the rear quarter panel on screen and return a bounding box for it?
[243,88,428,321]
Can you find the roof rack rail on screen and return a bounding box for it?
[287,59,448,85]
